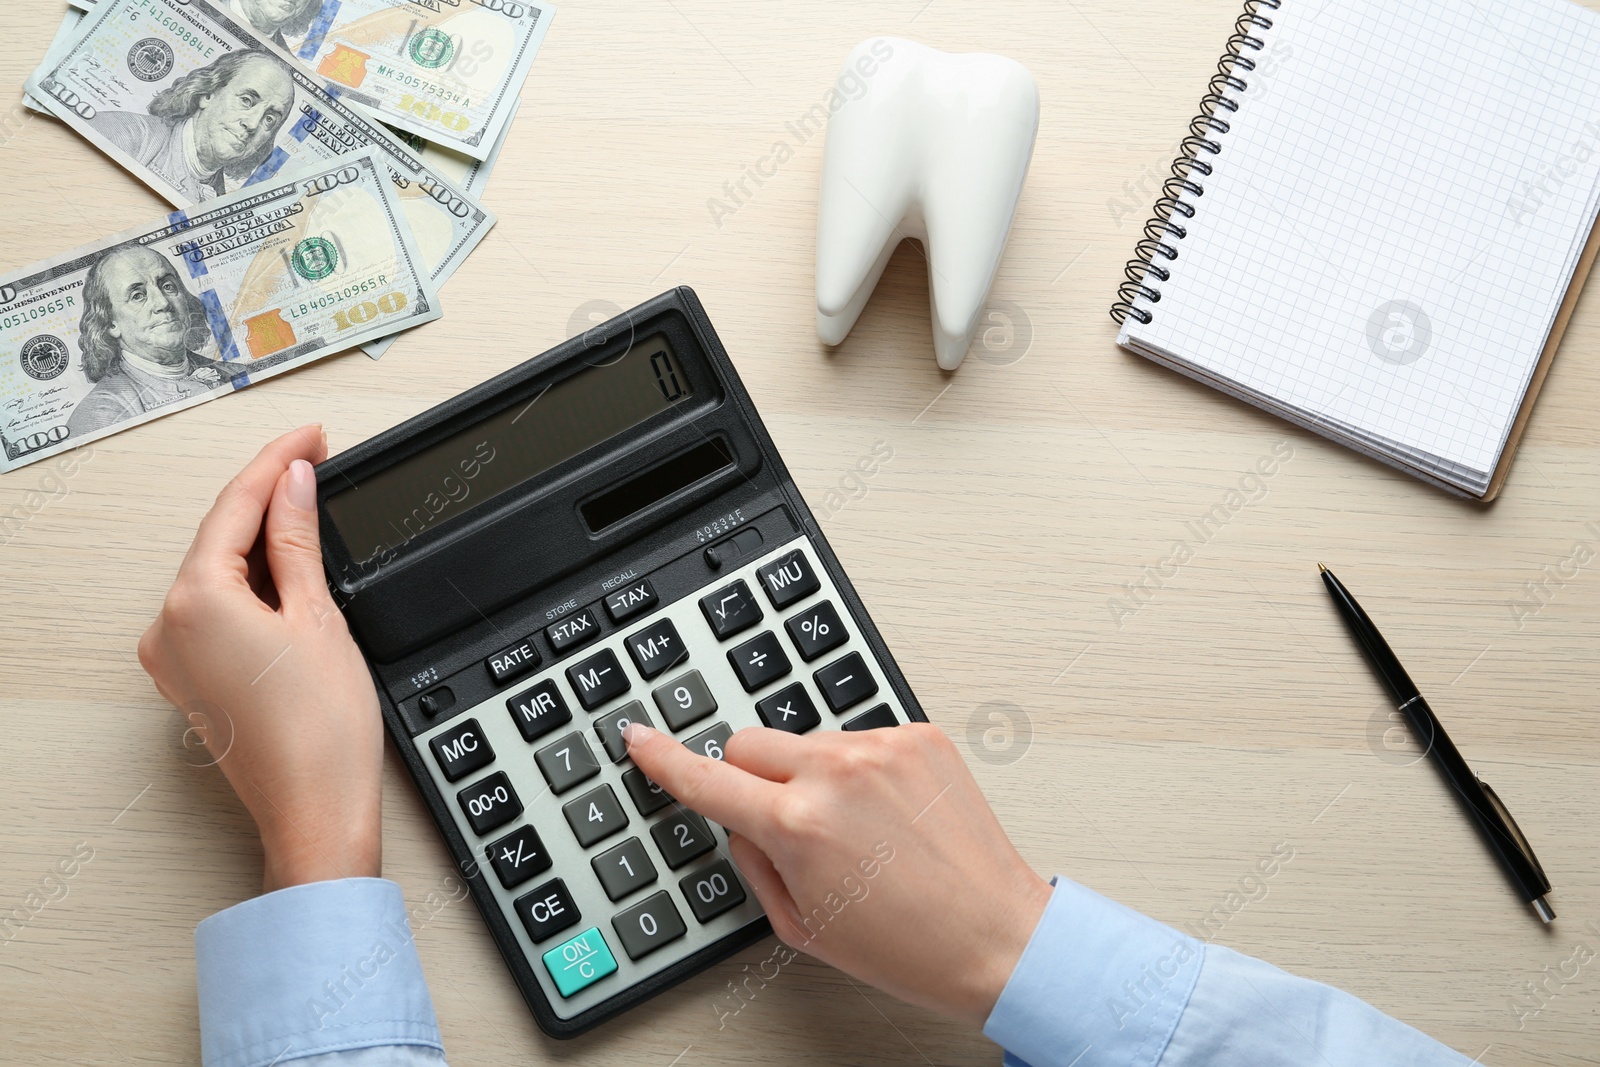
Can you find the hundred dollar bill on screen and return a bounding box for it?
[26,0,493,295]
[23,8,86,115]
[67,0,552,162]
[0,149,440,473]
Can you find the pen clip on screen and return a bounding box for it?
[1477,776,1550,889]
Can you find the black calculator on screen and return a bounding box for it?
[315,288,926,1037]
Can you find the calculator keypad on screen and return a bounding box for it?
[414,536,909,1017]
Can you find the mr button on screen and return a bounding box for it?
[429,718,494,782]
[486,634,541,687]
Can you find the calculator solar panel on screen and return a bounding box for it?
[315,288,925,1037]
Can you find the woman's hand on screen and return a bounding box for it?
[624,720,1052,1026]
[138,426,384,893]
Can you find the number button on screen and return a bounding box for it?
[429,718,494,782]
[506,679,572,743]
[562,784,628,848]
[612,890,687,961]
[457,771,522,836]
[591,837,657,901]
[680,859,747,923]
[699,579,762,640]
[651,810,716,869]
[728,631,791,692]
[684,722,732,763]
[625,617,687,680]
[542,926,618,998]
[593,701,652,763]
[486,825,552,889]
[755,683,821,734]
[843,703,899,731]
[621,766,675,816]
[814,652,879,713]
[785,600,848,662]
[566,648,630,711]
[757,549,820,608]
[650,670,718,732]
[534,731,602,794]
[515,877,580,943]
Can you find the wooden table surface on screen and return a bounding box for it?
[3,0,1598,1063]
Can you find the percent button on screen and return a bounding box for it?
[784,600,847,661]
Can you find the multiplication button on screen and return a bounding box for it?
[784,600,847,661]
[757,549,820,608]
[625,618,687,680]
[651,670,717,731]
[429,718,494,782]
[612,891,687,960]
[535,731,602,794]
[457,771,522,835]
[680,859,747,923]
[814,652,878,714]
[566,648,630,710]
[755,683,820,734]
[700,580,762,639]
[542,927,617,998]
[728,631,791,692]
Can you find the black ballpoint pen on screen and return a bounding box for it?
[1318,564,1555,923]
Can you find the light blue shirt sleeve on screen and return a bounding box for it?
[983,878,1476,1067]
[194,878,447,1067]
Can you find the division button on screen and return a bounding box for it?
[683,722,733,763]
[699,579,762,640]
[755,683,821,734]
[591,837,658,901]
[604,579,658,623]
[566,647,631,710]
[757,549,820,609]
[534,731,602,794]
[457,771,522,836]
[562,783,629,848]
[728,631,791,692]
[651,809,716,869]
[506,679,572,743]
[626,617,688,680]
[486,825,553,890]
[784,600,848,662]
[515,877,580,944]
[486,634,541,687]
[545,608,600,653]
[429,718,494,782]
[542,927,618,998]
[842,704,899,732]
[621,766,676,817]
[651,670,718,732]
[680,859,747,924]
[612,891,687,960]
[593,701,652,763]
[814,652,879,714]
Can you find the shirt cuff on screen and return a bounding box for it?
[194,878,443,1067]
[984,877,1204,1067]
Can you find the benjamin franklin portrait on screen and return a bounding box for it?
[65,247,248,439]
[231,0,325,50]
[88,51,295,204]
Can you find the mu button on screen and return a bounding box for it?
[757,549,820,609]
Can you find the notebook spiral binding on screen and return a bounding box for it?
[1110,0,1282,326]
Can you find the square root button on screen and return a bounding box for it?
[542,927,618,998]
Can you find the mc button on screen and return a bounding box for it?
[429,718,494,782]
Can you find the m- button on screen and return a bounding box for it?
[566,648,630,710]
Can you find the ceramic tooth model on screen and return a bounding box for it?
[815,37,1039,370]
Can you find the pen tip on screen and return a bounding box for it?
[1317,562,1330,574]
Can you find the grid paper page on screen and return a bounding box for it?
[1120,0,1600,484]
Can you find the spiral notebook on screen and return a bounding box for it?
[1112,0,1600,499]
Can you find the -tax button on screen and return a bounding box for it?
[429,718,494,782]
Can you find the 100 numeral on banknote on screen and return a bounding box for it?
[26,0,494,293]
[0,150,441,472]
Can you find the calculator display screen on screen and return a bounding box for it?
[326,337,690,564]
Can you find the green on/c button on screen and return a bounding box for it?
[542,926,618,997]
